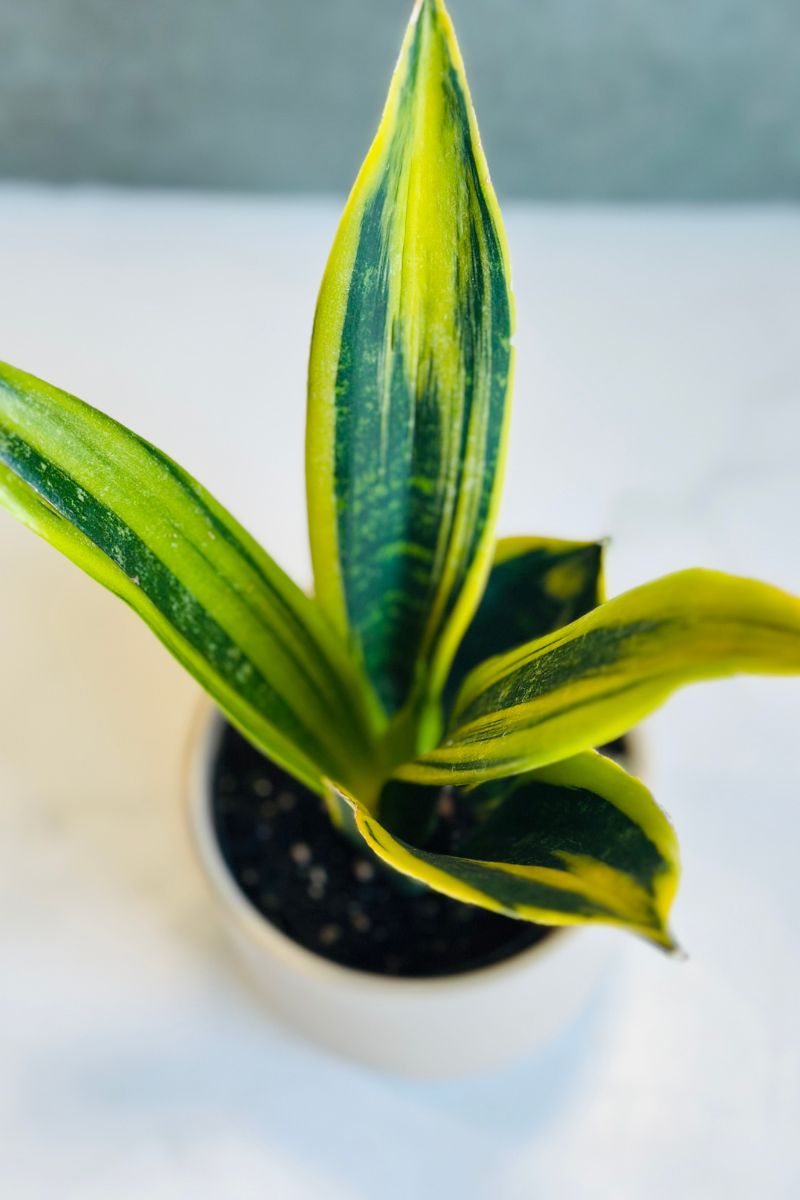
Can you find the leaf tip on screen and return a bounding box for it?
[650,925,687,959]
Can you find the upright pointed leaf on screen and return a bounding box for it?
[445,536,605,707]
[307,0,514,718]
[329,751,680,947]
[0,362,378,796]
[397,569,800,785]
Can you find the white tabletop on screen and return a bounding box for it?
[1,188,798,1199]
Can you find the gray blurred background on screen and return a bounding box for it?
[1,0,798,201]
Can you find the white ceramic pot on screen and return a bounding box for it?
[186,701,618,1078]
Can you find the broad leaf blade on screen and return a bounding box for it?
[0,362,376,796]
[398,568,800,785]
[445,536,605,707]
[307,0,514,718]
[329,751,679,947]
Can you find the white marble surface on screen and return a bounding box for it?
[0,188,798,1199]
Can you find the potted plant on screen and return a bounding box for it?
[2,0,799,1077]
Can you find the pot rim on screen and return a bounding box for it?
[185,697,575,995]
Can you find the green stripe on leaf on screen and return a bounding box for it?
[445,536,606,708]
[330,750,679,947]
[397,569,800,785]
[0,362,379,797]
[307,0,514,724]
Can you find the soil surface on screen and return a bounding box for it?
[211,721,553,978]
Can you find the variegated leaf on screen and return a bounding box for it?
[0,362,379,796]
[397,568,800,785]
[307,0,514,722]
[445,536,605,707]
[330,750,680,947]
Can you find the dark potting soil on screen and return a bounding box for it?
[211,721,553,978]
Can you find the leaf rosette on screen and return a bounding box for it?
[2,0,799,950]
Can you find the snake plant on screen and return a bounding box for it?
[2,0,799,952]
